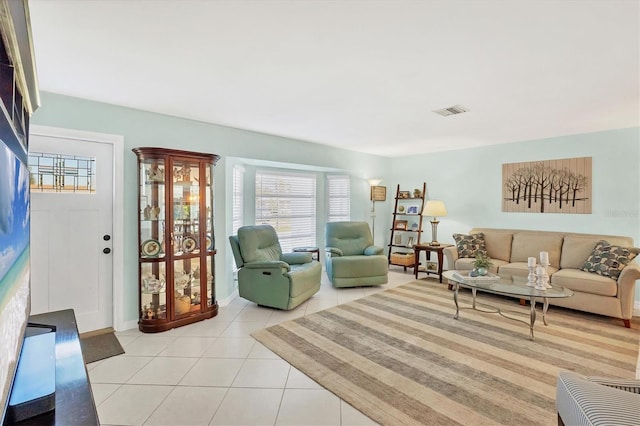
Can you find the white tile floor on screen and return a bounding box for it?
[90,269,640,425]
[90,270,415,426]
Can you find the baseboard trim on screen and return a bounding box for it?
[118,320,139,332]
[218,289,239,307]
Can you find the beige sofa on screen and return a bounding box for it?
[443,228,640,327]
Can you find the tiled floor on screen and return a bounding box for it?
[90,269,416,425]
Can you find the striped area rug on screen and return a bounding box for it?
[252,280,639,426]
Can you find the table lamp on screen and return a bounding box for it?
[422,200,447,246]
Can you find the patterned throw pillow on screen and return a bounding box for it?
[581,240,639,280]
[453,233,487,258]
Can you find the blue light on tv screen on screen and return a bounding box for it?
[0,139,31,421]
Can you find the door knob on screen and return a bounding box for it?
[103,235,111,241]
[103,248,111,254]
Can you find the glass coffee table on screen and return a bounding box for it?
[443,270,574,340]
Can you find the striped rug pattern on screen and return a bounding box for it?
[252,280,639,426]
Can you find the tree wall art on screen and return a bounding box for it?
[502,157,592,214]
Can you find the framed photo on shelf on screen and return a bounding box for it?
[393,220,408,230]
[407,237,415,247]
[426,261,438,272]
[406,204,420,214]
[398,190,411,199]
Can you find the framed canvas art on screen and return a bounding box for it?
[502,157,592,214]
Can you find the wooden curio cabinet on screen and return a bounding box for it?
[133,147,220,332]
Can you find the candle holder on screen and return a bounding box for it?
[535,266,547,291]
[540,261,552,288]
[527,265,537,287]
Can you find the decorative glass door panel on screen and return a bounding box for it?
[205,165,214,251]
[140,158,166,258]
[140,262,167,320]
[172,160,200,255]
[206,255,215,307]
[174,257,200,316]
[134,148,220,332]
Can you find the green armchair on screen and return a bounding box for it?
[229,225,321,310]
[325,221,388,288]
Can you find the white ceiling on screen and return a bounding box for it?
[28,0,639,157]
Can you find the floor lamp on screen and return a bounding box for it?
[367,178,384,243]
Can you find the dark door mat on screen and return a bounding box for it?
[80,331,125,364]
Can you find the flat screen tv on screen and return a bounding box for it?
[0,136,31,423]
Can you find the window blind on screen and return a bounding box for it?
[232,165,244,235]
[255,170,316,253]
[327,174,350,222]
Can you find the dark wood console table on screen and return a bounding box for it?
[10,309,99,425]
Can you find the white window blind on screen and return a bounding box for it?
[255,170,316,253]
[327,174,350,222]
[232,165,244,235]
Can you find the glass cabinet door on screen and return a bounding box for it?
[171,158,200,316]
[140,262,167,320]
[171,159,200,255]
[173,257,199,316]
[139,158,167,321]
[205,164,215,307]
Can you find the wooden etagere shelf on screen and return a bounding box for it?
[388,182,426,270]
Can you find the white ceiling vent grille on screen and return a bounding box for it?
[433,104,469,116]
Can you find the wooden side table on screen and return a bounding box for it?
[413,243,453,283]
[293,246,320,261]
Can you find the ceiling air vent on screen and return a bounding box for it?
[433,104,468,116]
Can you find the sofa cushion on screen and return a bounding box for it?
[454,257,506,273]
[581,240,639,280]
[551,269,617,296]
[483,231,513,262]
[510,233,563,268]
[499,262,558,279]
[560,236,600,269]
[453,233,486,258]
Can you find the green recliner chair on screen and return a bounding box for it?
[229,225,322,310]
[325,221,388,288]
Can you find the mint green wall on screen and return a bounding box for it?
[31,92,390,324]
[31,91,640,319]
[389,127,640,303]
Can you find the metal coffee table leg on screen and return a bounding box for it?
[542,298,549,326]
[453,282,460,319]
[529,297,537,340]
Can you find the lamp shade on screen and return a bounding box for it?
[366,178,382,186]
[422,200,448,217]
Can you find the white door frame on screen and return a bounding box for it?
[29,125,126,331]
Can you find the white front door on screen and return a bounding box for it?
[29,134,114,333]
